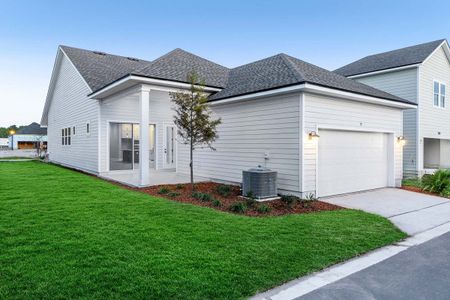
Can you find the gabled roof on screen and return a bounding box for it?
[60,45,153,91]
[334,39,447,77]
[133,48,229,88]
[51,45,413,108]
[209,53,409,104]
[16,122,47,135]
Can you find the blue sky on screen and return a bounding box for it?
[1,0,450,126]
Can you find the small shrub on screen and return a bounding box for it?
[246,191,254,199]
[402,178,422,188]
[229,202,247,213]
[245,197,257,208]
[280,194,299,208]
[212,199,222,207]
[300,200,312,209]
[192,192,213,202]
[422,169,450,195]
[175,184,184,190]
[167,192,180,197]
[304,193,317,201]
[257,204,271,214]
[158,187,170,195]
[216,184,232,197]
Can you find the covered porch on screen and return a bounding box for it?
[423,137,450,172]
[100,169,208,188]
[95,83,218,187]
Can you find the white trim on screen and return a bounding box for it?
[89,75,221,99]
[347,64,421,79]
[432,79,446,109]
[416,65,422,175]
[422,40,449,65]
[41,47,93,125]
[209,83,416,109]
[97,100,101,173]
[299,92,304,194]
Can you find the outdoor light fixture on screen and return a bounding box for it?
[9,130,15,150]
[397,136,406,146]
[309,131,320,140]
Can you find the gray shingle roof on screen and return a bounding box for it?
[60,45,413,105]
[134,48,229,88]
[60,45,153,91]
[334,39,446,77]
[209,53,411,104]
[17,123,47,135]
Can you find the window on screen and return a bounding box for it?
[86,123,90,135]
[73,126,76,135]
[61,127,72,145]
[433,81,446,108]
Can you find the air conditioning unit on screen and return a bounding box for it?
[242,166,277,200]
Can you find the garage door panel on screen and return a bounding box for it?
[318,130,388,197]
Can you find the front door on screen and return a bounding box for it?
[164,125,176,169]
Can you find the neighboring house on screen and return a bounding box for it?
[0,138,9,149]
[41,46,415,197]
[335,39,450,178]
[8,122,48,150]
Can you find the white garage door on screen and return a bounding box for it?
[318,130,389,197]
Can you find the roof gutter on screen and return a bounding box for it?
[346,63,421,79]
[89,74,222,99]
[209,83,416,109]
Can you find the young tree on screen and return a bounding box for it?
[170,72,222,189]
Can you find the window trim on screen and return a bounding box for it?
[61,127,72,146]
[433,80,446,109]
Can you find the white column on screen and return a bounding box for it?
[139,86,151,186]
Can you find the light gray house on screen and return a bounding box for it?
[335,39,450,178]
[41,46,415,197]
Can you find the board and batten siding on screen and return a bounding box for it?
[303,93,404,195]
[99,89,175,173]
[355,68,418,177]
[47,53,99,173]
[419,46,450,140]
[177,93,301,193]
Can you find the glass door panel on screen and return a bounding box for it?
[149,124,156,168]
[109,123,133,170]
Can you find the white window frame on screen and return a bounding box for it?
[61,127,71,146]
[72,126,76,136]
[433,80,446,108]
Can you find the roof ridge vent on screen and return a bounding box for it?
[93,51,106,56]
[126,57,139,62]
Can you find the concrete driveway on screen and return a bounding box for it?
[322,188,450,235]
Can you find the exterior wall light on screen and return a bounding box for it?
[397,136,406,146]
[309,131,320,140]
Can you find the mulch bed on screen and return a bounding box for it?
[401,185,448,198]
[134,182,343,216]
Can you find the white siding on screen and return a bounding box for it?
[47,54,99,173]
[99,89,175,172]
[355,68,418,177]
[419,46,450,139]
[303,93,403,195]
[177,93,301,193]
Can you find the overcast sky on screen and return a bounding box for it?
[1,0,450,127]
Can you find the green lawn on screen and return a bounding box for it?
[0,162,406,299]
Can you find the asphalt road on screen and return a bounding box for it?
[298,231,450,300]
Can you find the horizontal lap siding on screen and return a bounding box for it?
[356,68,418,177]
[420,47,450,140]
[177,94,301,193]
[47,54,99,173]
[303,93,403,195]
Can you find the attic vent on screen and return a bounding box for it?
[127,57,139,62]
[93,51,106,56]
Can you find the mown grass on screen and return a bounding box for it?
[0,162,406,299]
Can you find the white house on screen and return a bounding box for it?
[41,46,415,197]
[335,39,450,178]
[0,138,8,149]
[8,122,47,150]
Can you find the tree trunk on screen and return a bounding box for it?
[190,136,194,191]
